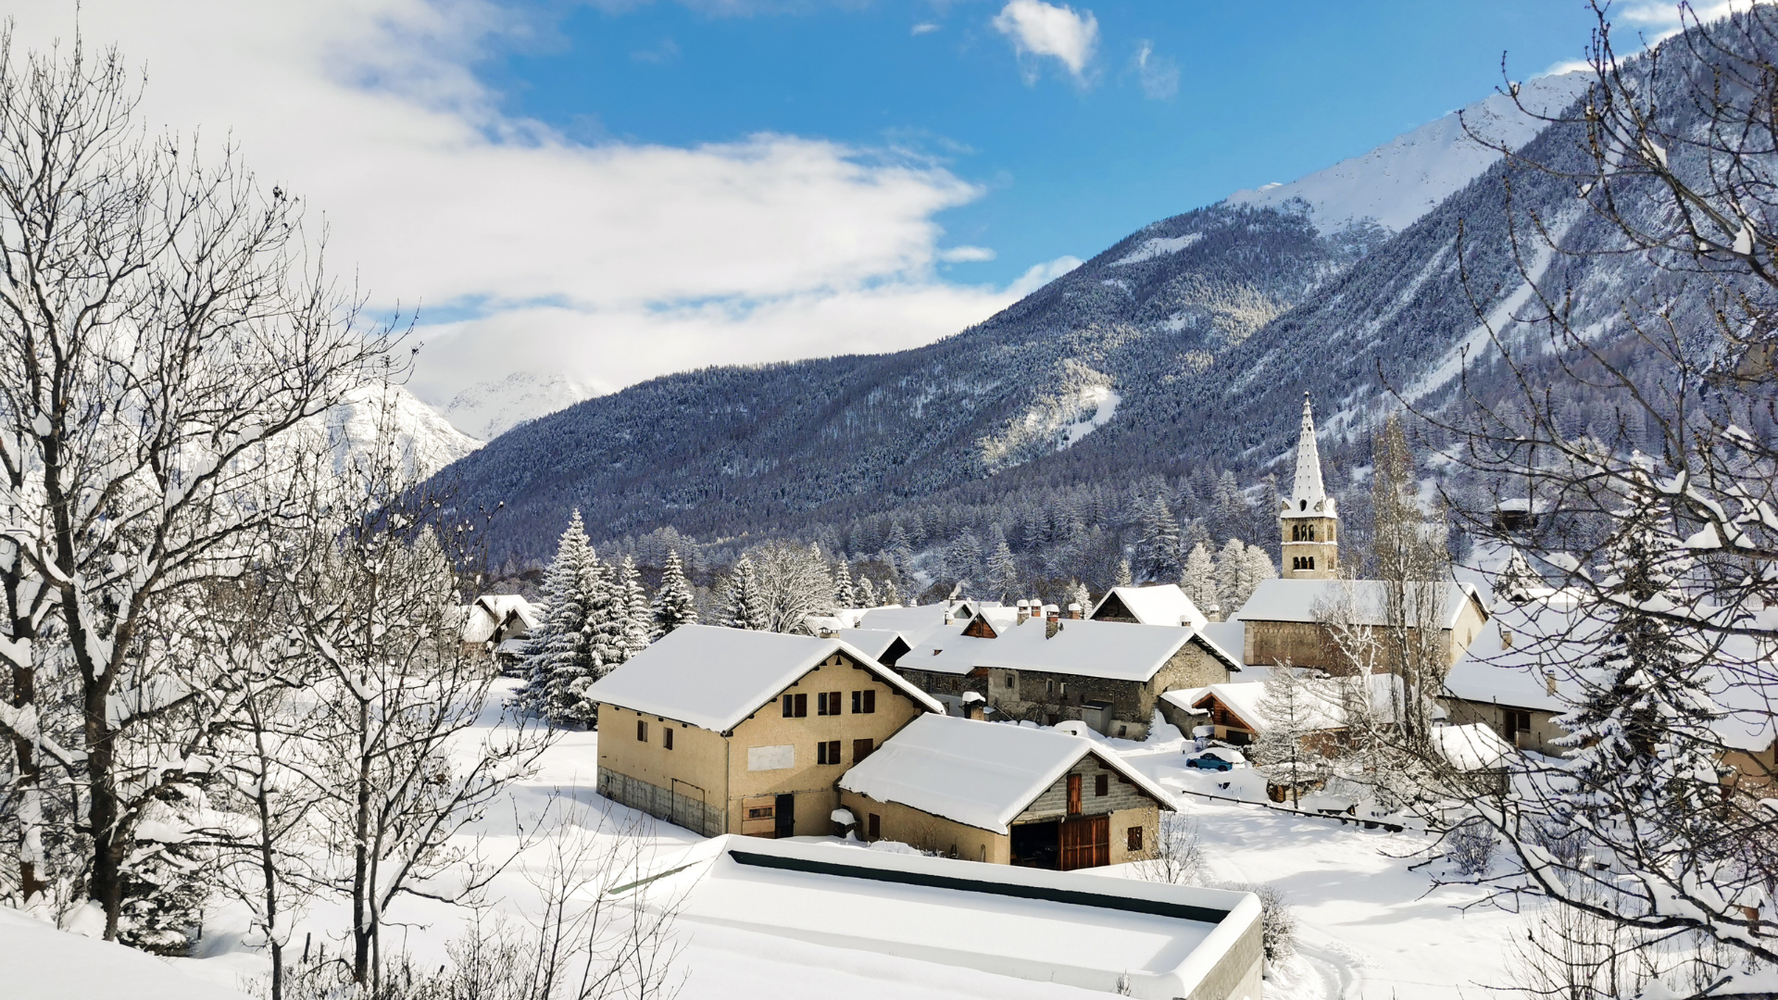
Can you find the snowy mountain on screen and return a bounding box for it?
[1226,72,1588,234]
[437,371,598,442]
[296,383,483,480]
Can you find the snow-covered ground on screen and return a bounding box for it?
[6,684,1534,1000]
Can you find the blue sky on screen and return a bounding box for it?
[12,0,1662,412]
[486,0,1600,285]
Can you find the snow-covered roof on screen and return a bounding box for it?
[1233,578,1483,630]
[586,625,943,733]
[901,615,1237,681]
[857,604,955,646]
[832,628,907,662]
[1442,598,1777,753]
[1200,620,1246,661]
[1430,724,1516,772]
[1090,584,1209,630]
[645,835,1260,1000]
[1161,673,1430,735]
[837,715,1174,833]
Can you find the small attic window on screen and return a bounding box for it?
[1300,499,1307,511]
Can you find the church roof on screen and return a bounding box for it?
[1283,393,1336,520]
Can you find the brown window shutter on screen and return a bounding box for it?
[794,693,807,717]
[853,738,874,763]
[1127,826,1142,851]
[636,720,647,742]
[1095,774,1109,797]
[663,727,673,750]
[1067,774,1082,815]
[864,690,875,713]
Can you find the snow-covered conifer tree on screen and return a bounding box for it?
[1071,582,1092,615]
[1213,538,1249,611]
[582,551,629,679]
[1132,491,1183,583]
[881,578,902,606]
[651,549,699,638]
[1493,547,1541,603]
[616,555,652,657]
[1115,557,1134,588]
[883,521,914,573]
[833,560,857,608]
[1180,543,1219,616]
[719,555,769,630]
[522,512,596,724]
[986,532,1021,601]
[1239,545,1277,606]
[855,575,879,608]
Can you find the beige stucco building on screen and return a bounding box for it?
[588,625,942,838]
[1233,578,1490,675]
[837,714,1173,870]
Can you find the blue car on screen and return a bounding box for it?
[1185,754,1235,772]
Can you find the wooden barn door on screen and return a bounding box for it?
[1059,815,1109,870]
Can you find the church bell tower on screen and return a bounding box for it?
[1280,393,1339,579]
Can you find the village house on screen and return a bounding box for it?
[837,714,1174,869]
[457,593,542,665]
[1442,598,1777,789]
[1089,583,1209,628]
[586,625,943,838]
[893,603,1240,738]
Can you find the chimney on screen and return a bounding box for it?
[1044,603,1061,639]
[1016,599,1029,623]
[1205,603,1221,623]
[1501,628,1513,649]
[1545,672,1558,696]
[1067,602,1082,620]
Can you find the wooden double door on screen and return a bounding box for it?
[1059,815,1109,871]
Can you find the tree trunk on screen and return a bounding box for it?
[7,661,48,907]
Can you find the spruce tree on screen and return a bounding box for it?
[883,521,913,573]
[1238,545,1277,607]
[1133,491,1183,583]
[522,511,596,726]
[1557,506,1720,818]
[651,549,699,638]
[882,578,902,606]
[832,560,857,608]
[1250,666,1327,808]
[1071,581,1092,615]
[616,554,652,657]
[720,555,769,630]
[1494,547,1541,604]
[1115,557,1133,587]
[581,550,628,680]
[855,575,879,608]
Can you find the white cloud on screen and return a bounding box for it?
[1133,40,1178,99]
[939,245,996,262]
[6,0,1037,407]
[1005,255,1083,296]
[992,0,1098,83]
[911,22,940,35]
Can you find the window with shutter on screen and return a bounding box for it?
[636,720,647,742]
[781,692,807,717]
[852,738,874,763]
[1127,826,1143,851]
[663,727,673,750]
[1095,774,1108,797]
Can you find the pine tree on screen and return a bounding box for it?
[833,560,857,608]
[855,575,879,608]
[986,531,1020,601]
[1180,543,1219,617]
[945,530,984,588]
[1070,581,1092,615]
[1557,506,1720,816]
[883,521,913,573]
[882,578,902,606]
[616,554,652,657]
[1115,557,1133,587]
[651,549,699,638]
[1132,491,1183,583]
[720,555,769,630]
[581,550,628,683]
[523,511,596,726]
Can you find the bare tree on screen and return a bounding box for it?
[0,30,389,937]
[1406,1,1778,981]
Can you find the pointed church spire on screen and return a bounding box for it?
[1291,392,1329,513]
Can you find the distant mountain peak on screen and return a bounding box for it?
[439,371,599,441]
[1226,71,1590,235]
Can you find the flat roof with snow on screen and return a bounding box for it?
[635,835,1262,1000]
[837,715,1174,832]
